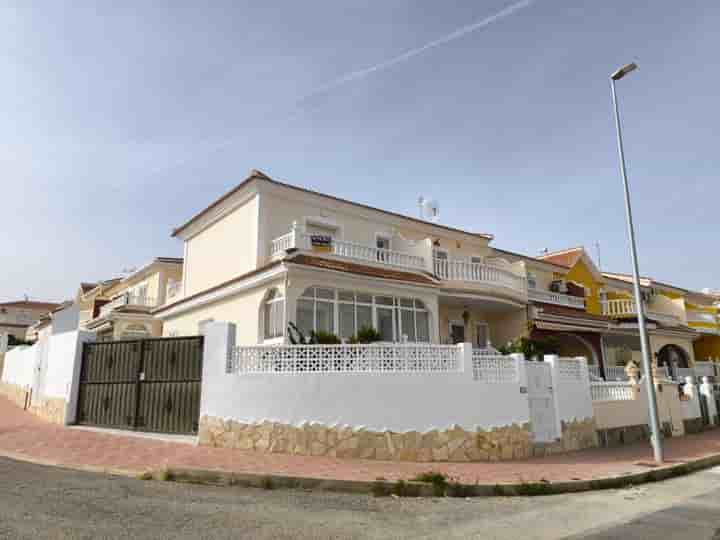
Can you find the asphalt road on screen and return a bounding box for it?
[1,457,720,539]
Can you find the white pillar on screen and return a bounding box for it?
[457,342,473,375]
[700,376,718,424]
[200,322,236,420]
[65,330,97,425]
[543,354,564,439]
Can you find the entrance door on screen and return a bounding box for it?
[526,362,560,442]
[450,322,465,344]
[475,323,489,348]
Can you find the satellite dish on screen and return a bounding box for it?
[418,196,440,223]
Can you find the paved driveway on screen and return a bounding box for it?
[2,456,720,539]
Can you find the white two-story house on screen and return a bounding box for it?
[154,170,529,348]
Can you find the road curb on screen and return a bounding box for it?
[163,452,720,497]
[3,448,720,498]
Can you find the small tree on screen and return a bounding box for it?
[498,336,559,360]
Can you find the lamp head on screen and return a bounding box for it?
[611,63,638,81]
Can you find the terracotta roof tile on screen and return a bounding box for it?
[537,247,584,268]
[0,300,61,311]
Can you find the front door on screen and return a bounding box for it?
[450,322,465,344]
[475,323,489,348]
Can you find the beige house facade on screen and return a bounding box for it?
[81,258,182,340]
[0,300,61,342]
[154,170,718,381]
[156,170,528,349]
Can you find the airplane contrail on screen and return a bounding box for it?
[298,0,536,104]
[146,0,535,178]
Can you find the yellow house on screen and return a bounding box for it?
[685,290,720,361]
[82,258,183,340]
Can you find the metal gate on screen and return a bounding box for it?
[526,362,560,443]
[77,336,203,434]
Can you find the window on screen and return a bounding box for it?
[136,284,148,302]
[470,256,483,265]
[376,234,391,263]
[264,289,285,339]
[296,287,431,342]
[527,273,537,290]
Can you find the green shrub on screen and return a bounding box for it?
[350,326,383,344]
[313,331,341,344]
[392,479,408,497]
[260,476,274,490]
[372,477,390,497]
[412,471,448,496]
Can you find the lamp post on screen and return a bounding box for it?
[610,62,664,463]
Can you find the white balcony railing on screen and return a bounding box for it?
[601,298,635,317]
[601,299,681,326]
[433,258,526,294]
[99,293,156,318]
[591,382,636,402]
[270,230,426,272]
[686,311,718,325]
[694,361,717,378]
[528,288,585,309]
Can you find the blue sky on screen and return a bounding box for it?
[1,1,718,302]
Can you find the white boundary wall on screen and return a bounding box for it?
[202,322,531,433]
[681,378,702,421]
[1,345,38,391]
[0,330,94,424]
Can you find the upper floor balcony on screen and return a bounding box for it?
[98,293,157,319]
[528,288,585,309]
[601,298,682,326]
[270,224,527,299]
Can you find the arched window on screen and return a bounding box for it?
[264,289,285,340]
[296,287,430,342]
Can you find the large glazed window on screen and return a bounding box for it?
[264,289,285,339]
[296,287,431,342]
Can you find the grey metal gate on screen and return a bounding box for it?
[77,336,203,434]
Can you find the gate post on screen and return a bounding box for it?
[199,322,236,430]
[66,330,97,425]
[700,376,718,425]
[543,355,564,441]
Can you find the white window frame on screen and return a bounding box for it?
[527,272,537,290]
[297,287,431,343]
[263,289,285,341]
[375,233,392,250]
[433,248,449,260]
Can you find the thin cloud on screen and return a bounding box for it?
[147,0,536,177]
[298,0,536,105]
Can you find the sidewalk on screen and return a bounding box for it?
[2,396,720,486]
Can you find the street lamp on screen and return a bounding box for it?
[609,62,664,463]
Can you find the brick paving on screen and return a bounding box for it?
[2,396,720,485]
